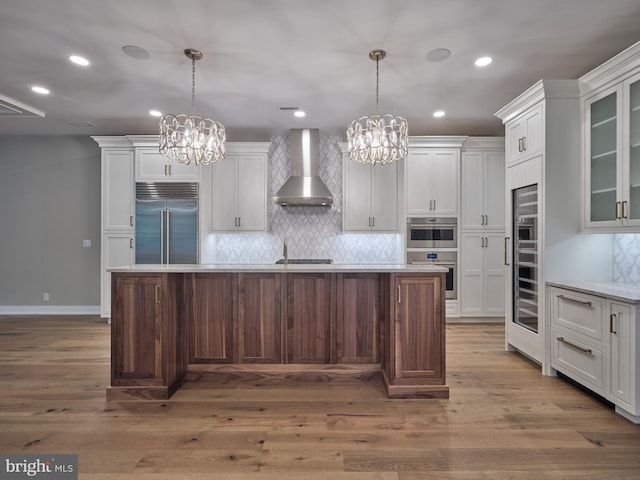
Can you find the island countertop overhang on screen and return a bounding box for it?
[108,263,448,274]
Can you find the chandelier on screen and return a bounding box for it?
[346,49,408,165]
[159,48,226,166]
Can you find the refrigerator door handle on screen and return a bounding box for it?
[165,209,171,264]
[504,237,510,266]
[160,209,165,264]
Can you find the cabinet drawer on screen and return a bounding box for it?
[551,328,605,393]
[550,288,604,341]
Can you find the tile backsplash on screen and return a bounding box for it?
[203,134,403,264]
[613,234,640,285]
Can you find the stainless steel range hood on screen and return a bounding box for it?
[273,129,333,206]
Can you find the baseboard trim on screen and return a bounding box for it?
[0,306,100,315]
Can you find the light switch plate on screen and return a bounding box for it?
[83,239,91,248]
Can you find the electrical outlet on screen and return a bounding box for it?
[83,239,91,248]
[43,293,50,302]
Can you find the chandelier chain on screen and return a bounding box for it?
[375,56,380,114]
[191,57,196,115]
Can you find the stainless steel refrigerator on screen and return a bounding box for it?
[135,183,198,264]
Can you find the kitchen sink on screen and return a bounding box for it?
[275,258,333,264]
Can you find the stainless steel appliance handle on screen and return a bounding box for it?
[166,209,171,264]
[160,210,165,264]
[504,237,510,266]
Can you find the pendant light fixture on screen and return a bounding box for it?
[346,49,408,165]
[159,48,226,165]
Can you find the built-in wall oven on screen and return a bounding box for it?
[407,251,457,300]
[407,217,457,249]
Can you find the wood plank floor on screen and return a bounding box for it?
[0,316,639,479]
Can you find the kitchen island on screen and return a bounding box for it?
[108,264,448,401]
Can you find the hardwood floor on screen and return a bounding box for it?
[0,315,638,479]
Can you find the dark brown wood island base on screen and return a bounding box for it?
[107,265,448,401]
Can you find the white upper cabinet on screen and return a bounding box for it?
[343,158,398,232]
[581,42,640,232]
[135,148,201,182]
[101,148,135,232]
[461,138,505,231]
[506,104,543,166]
[210,144,270,232]
[405,137,465,217]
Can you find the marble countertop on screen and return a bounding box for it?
[108,263,448,274]
[547,280,640,303]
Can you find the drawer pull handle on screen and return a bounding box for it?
[557,336,592,355]
[557,294,592,307]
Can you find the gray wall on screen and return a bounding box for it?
[0,136,101,311]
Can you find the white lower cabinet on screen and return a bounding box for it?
[460,232,505,317]
[549,285,639,423]
[101,233,134,318]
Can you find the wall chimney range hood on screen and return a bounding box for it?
[273,129,333,206]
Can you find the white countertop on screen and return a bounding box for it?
[108,263,448,274]
[547,280,640,303]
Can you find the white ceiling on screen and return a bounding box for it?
[1,0,639,140]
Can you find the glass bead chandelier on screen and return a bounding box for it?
[346,49,408,165]
[159,48,226,166]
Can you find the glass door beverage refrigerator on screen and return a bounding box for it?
[505,169,542,363]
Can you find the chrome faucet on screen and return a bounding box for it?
[283,238,288,265]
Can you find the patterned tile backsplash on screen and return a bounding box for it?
[613,234,640,285]
[204,134,403,264]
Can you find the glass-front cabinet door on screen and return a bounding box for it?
[588,89,619,224]
[625,75,640,222]
[585,74,640,230]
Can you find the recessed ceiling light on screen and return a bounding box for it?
[149,110,162,117]
[425,48,451,63]
[122,45,151,60]
[294,110,306,118]
[69,55,90,66]
[475,56,493,67]
[433,110,445,118]
[31,86,50,95]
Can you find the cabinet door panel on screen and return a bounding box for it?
[485,152,505,229]
[103,150,134,230]
[405,151,431,215]
[394,276,444,380]
[610,302,633,406]
[344,159,373,230]
[237,155,267,231]
[431,150,459,215]
[112,275,162,382]
[461,152,484,229]
[372,162,398,231]
[211,154,238,230]
[484,233,505,315]
[190,274,234,363]
[287,273,331,363]
[238,273,282,363]
[460,234,484,315]
[336,274,379,363]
